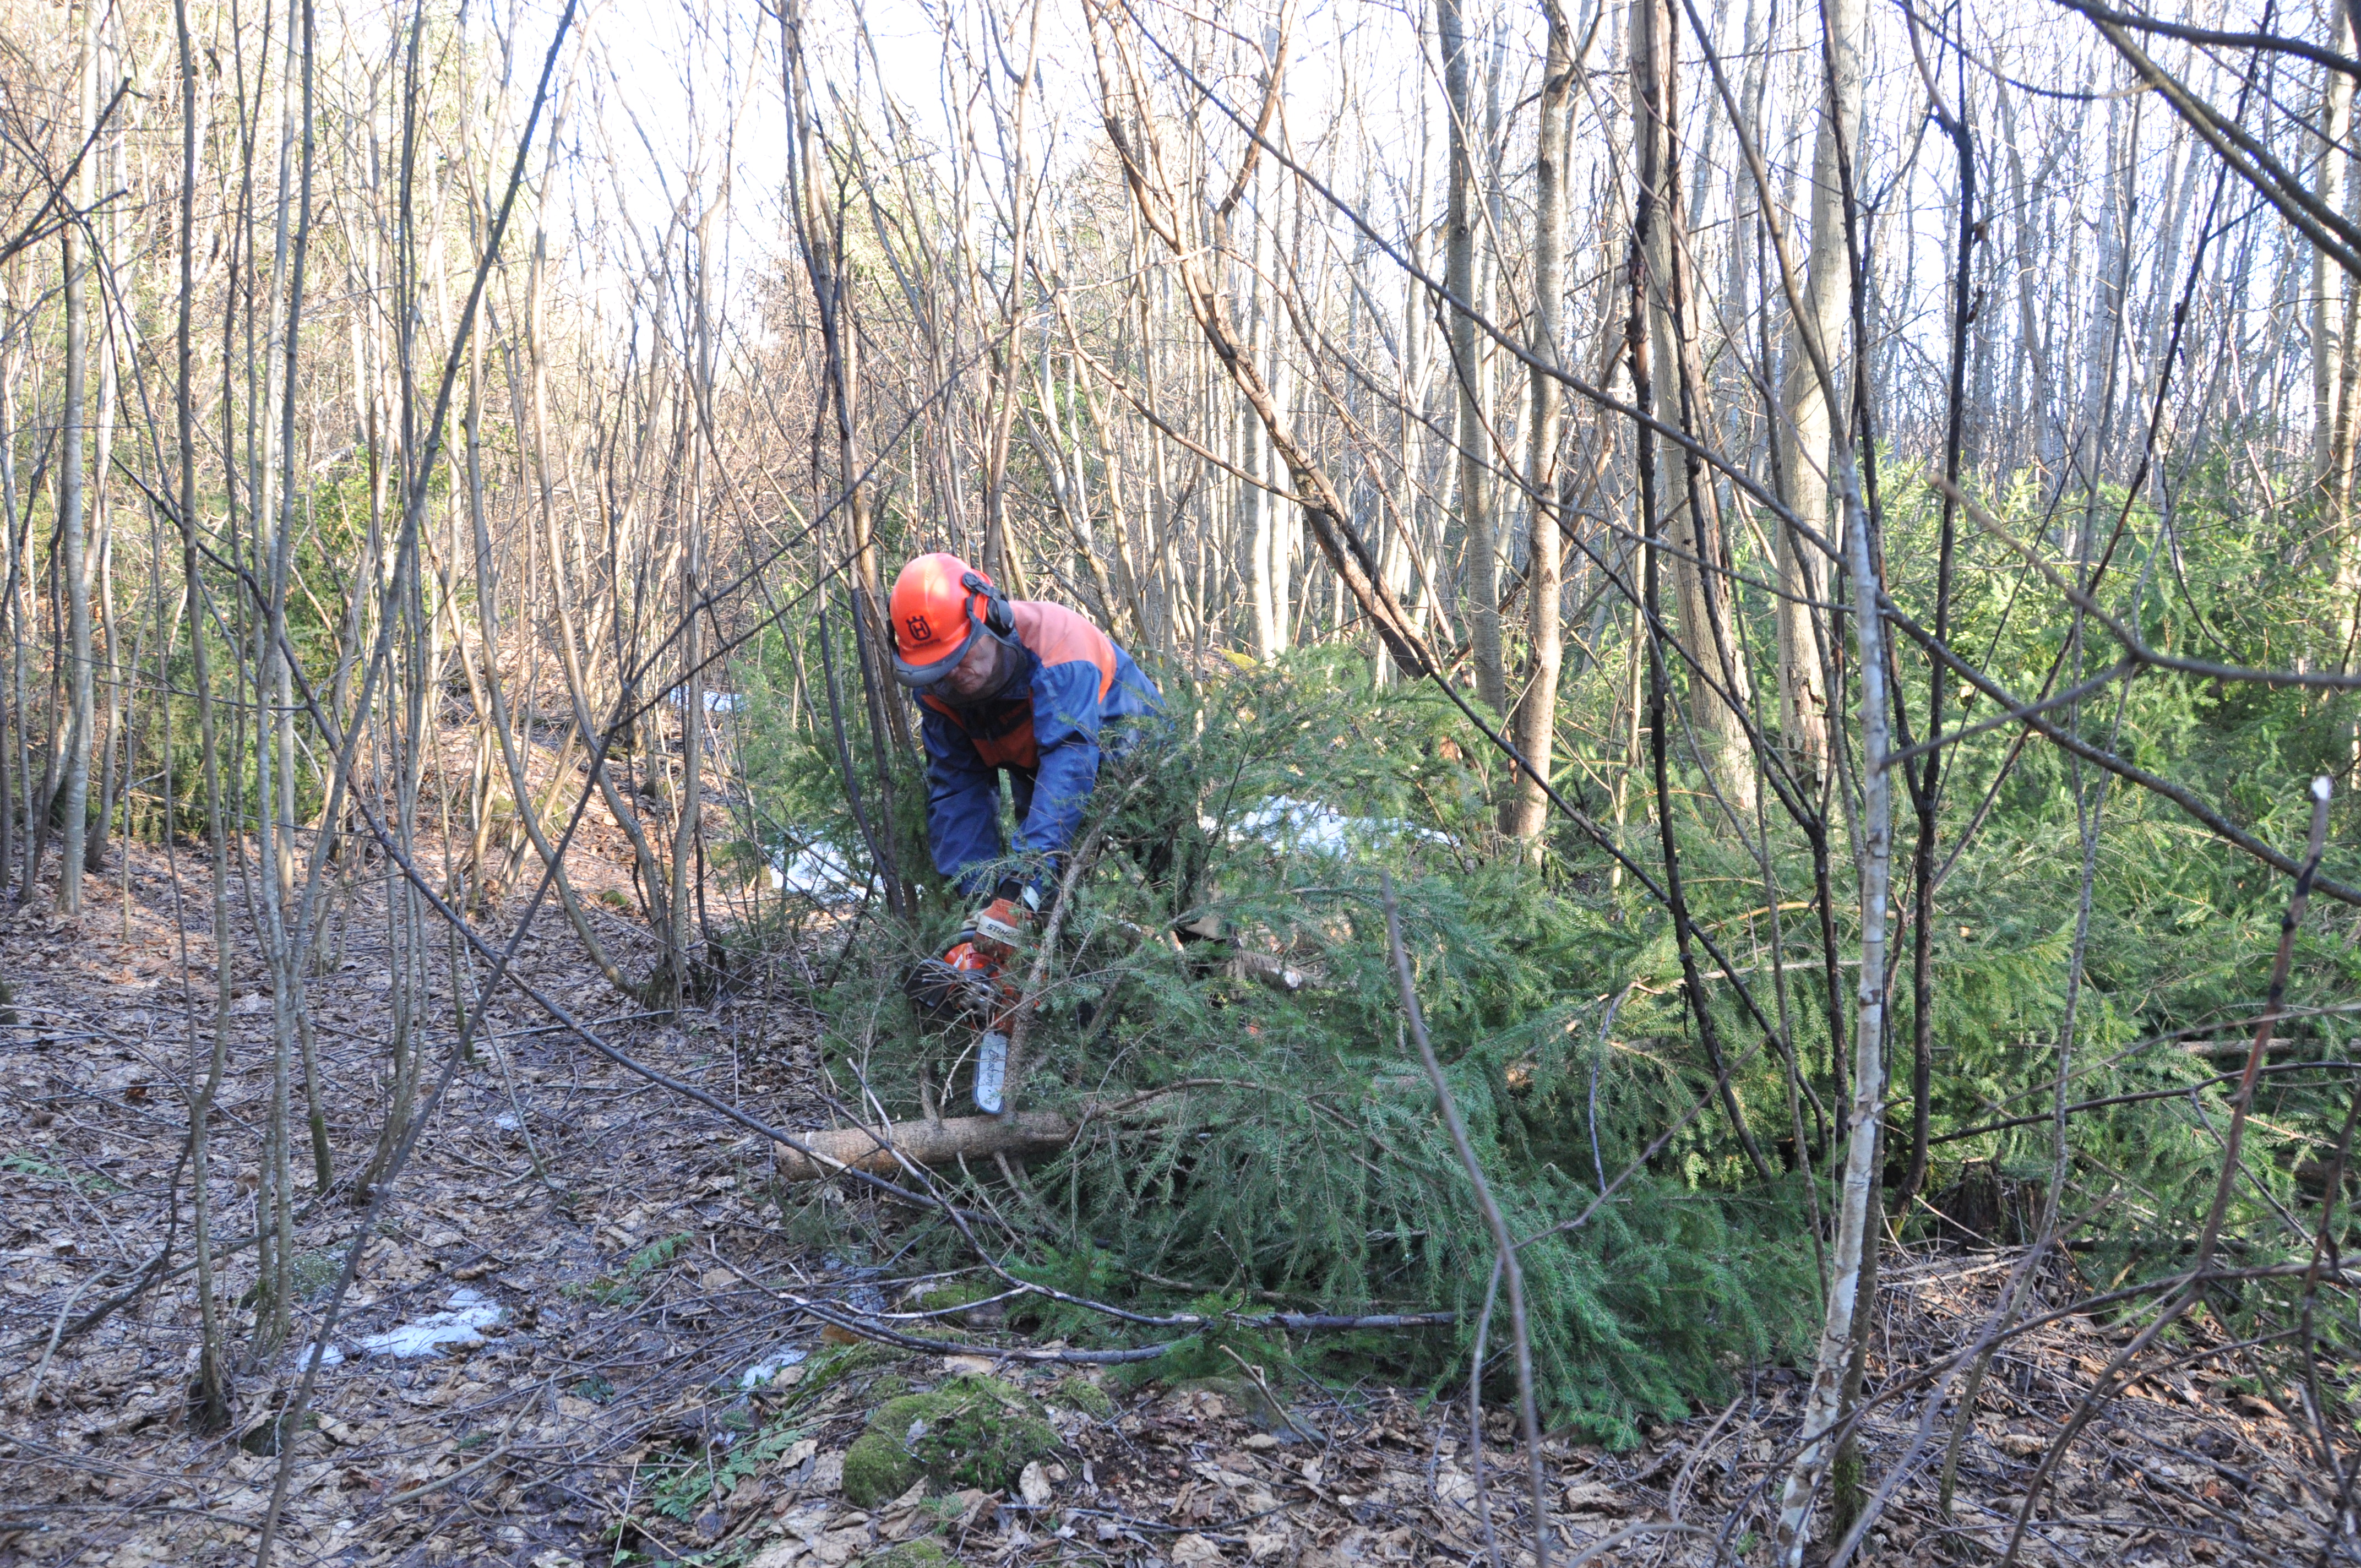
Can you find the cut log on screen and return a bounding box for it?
[774,1081,1250,1180]
[775,1112,1078,1180]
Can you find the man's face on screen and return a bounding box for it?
[937,630,1006,702]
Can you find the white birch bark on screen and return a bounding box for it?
[1246,133,1278,660]
[1998,86,2059,479]
[2074,91,2135,552]
[56,0,97,917]
[1441,0,1504,712]
[2318,11,2357,498]
[1771,443,1892,1568]
[1772,0,1862,780]
[1506,0,1574,844]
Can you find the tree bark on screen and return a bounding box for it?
[175,0,235,1433]
[1769,4,1891,1547]
[1999,87,2060,480]
[1771,421,1892,1568]
[1441,0,1504,713]
[776,1111,1082,1180]
[56,1,97,917]
[1246,142,1279,658]
[1772,0,1861,782]
[1636,0,1755,813]
[2318,13,2356,509]
[1505,1,1573,844]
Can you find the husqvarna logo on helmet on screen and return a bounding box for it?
[906,614,933,643]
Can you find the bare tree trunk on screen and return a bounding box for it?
[1635,0,1754,813]
[0,268,18,896]
[1246,144,1278,659]
[2318,14,2355,510]
[1722,0,1769,452]
[85,188,121,882]
[976,0,1042,596]
[1772,0,1860,781]
[1632,0,1776,1185]
[1764,0,1890,1546]
[1772,396,1891,1568]
[174,0,235,1435]
[1999,86,2060,481]
[1506,0,1573,843]
[2075,90,2136,548]
[1383,67,1436,684]
[1660,12,1757,814]
[1441,0,1504,713]
[1270,164,1298,652]
[56,0,98,918]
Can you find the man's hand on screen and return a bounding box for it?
[971,879,1040,963]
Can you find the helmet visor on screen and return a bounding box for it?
[890,613,980,688]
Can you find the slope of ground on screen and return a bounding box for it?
[0,840,2340,1567]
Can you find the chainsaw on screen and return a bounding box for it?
[906,933,1021,1113]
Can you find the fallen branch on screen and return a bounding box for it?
[744,1268,1454,1364]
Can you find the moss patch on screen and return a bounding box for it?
[840,1376,1061,1507]
[857,1542,951,1568]
[917,1281,992,1313]
[766,1342,919,1418]
[1049,1375,1113,1419]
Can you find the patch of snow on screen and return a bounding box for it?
[356,1287,505,1359]
[766,841,873,904]
[739,1345,809,1389]
[1207,796,1443,859]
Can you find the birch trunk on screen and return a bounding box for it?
[1772,0,1861,781]
[85,152,120,881]
[1766,2,1890,1547]
[2318,13,2355,508]
[2000,87,2060,480]
[173,0,236,1433]
[1385,70,1435,681]
[2075,91,2135,552]
[56,1,97,917]
[1270,165,1298,651]
[1636,0,1754,810]
[1247,149,1279,658]
[1772,433,1892,1568]
[1441,0,1504,713]
[1505,1,1573,843]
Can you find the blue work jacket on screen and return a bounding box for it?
[916,600,1163,894]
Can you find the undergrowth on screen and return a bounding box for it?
[726,476,2361,1442]
[734,650,1824,1443]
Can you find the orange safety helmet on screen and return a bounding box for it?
[888,553,1014,687]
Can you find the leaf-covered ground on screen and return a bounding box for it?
[0,836,2340,1566]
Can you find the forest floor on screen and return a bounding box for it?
[0,829,2345,1568]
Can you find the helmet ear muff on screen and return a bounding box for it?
[960,570,1015,638]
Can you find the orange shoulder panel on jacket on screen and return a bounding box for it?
[1012,601,1116,697]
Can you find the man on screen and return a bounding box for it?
[889,552,1164,1109]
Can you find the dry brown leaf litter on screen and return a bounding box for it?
[0,837,2344,1567]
